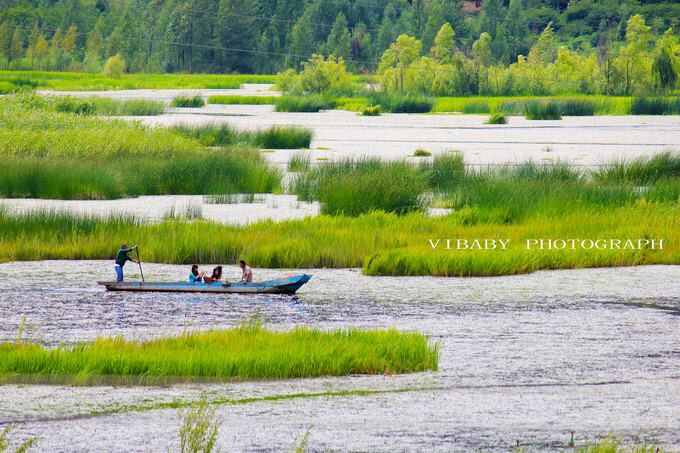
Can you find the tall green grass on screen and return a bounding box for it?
[432,96,626,115]
[1,205,677,275]
[592,152,680,184]
[523,100,563,120]
[0,70,275,90]
[293,158,427,216]
[0,149,282,199]
[631,97,680,115]
[367,93,434,113]
[274,95,333,112]
[0,322,439,383]
[208,95,277,105]
[173,123,312,149]
[0,94,201,158]
[171,95,205,108]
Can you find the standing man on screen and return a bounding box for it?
[115,244,139,282]
[239,260,252,283]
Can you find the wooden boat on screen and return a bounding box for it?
[98,274,312,294]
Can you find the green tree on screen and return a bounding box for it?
[528,22,556,66]
[379,34,423,92]
[652,28,679,90]
[472,32,492,93]
[324,12,351,62]
[287,13,314,70]
[216,0,261,72]
[431,22,456,64]
[9,28,23,68]
[103,54,125,77]
[28,23,39,69]
[616,14,651,95]
[34,33,48,70]
[0,24,10,69]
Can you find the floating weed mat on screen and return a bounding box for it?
[0,323,439,384]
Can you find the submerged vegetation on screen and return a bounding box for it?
[208,95,277,105]
[0,321,439,383]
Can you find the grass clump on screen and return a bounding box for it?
[0,149,282,199]
[420,153,466,190]
[361,105,381,116]
[274,95,332,112]
[413,149,431,157]
[485,113,508,124]
[208,95,277,105]
[0,322,439,383]
[592,152,680,184]
[631,97,680,115]
[173,123,312,149]
[462,99,491,114]
[288,152,311,172]
[368,93,434,113]
[171,95,205,108]
[523,100,562,120]
[179,401,221,453]
[293,158,428,216]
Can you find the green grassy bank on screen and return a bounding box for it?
[0,71,276,91]
[1,206,677,276]
[0,322,439,384]
[0,94,299,198]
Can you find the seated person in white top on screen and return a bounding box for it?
[239,260,252,283]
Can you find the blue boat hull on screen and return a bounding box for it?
[98,274,312,294]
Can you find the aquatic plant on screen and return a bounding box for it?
[361,105,381,116]
[413,149,432,157]
[178,401,221,453]
[0,425,38,453]
[171,95,205,108]
[485,113,508,124]
[0,323,439,382]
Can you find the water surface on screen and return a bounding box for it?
[1,262,679,451]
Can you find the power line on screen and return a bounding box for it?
[12,24,679,94]
[311,0,624,33]
[102,0,680,64]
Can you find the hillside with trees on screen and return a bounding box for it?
[0,0,678,94]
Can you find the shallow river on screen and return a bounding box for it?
[1,261,679,452]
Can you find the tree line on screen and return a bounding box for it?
[0,0,678,88]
